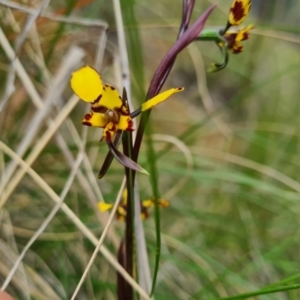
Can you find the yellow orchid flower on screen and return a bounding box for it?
[222,25,254,54]
[71,66,183,141]
[70,66,183,174]
[204,0,253,72]
[98,189,170,222]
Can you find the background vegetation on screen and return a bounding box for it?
[1,0,300,299]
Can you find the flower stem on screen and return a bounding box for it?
[123,131,135,300]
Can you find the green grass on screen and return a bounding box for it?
[1,0,300,299]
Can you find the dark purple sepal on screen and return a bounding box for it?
[106,134,149,175]
[98,130,123,178]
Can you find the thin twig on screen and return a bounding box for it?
[0,0,50,111]
[0,25,118,244]
[0,45,84,191]
[0,94,80,207]
[0,36,83,189]
[94,29,107,70]
[0,12,105,205]
[70,179,136,300]
[0,141,152,300]
[0,27,44,108]
[0,0,108,28]
[1,142,86,291]
[14,0,50,52]
[112,0,131,97]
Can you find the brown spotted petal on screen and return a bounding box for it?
[98,87,135,178]
[95,84,123,110]
[228,0,251,26]
[224,25,253,54]
[82,112,107,127]
[236,24,253,41]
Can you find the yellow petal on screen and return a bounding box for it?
[117,216,126,222]
[142,199,154,208]
[140,212,148,220]
[122,189,128,201]
[142,198,170,208]
[71,66,103,102]
[228,0,251,26]
[231,42,244,54]
[117,115,134,131]
[102,123,117,140]
[235,24,254,41]
[82,112,107,127]
[99,84,123,109]
[117,206,127,217]
[120,189,128,206]
[158,199,170,208]
[98,202,113,212]
[141,87,184,112]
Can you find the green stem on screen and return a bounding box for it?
[213,283,300,300]
[145,124,161,297]
[123,131,134,300]
[197,28,223,42]
[267,273,300,288]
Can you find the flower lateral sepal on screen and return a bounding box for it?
[98,130,123,179]
[106,132,149,175]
